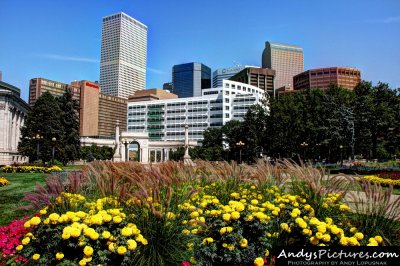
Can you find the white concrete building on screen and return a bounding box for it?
[127,80,267,143]
[0,81,30,165]
[100,12,147,99]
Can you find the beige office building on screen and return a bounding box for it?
[262,41,304,91]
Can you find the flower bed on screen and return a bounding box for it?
[361,175,400,187]
[0,217,29,263]
[0,160,396,265]
[0,177,10,187]
[0,165,63,174]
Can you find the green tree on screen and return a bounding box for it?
[242,103,269,160]
[18,91,63,163]
[58,88,80,165]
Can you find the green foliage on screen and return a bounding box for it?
[80,145,114,161]
[58,88,80,165]
[18,88,81,164]
[18,92,64,163]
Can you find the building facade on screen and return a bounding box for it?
[128,89,178,102]
[262,41,304,90]
[229,67,275,96]
[0,81,30,165]
[293,67,361,91]
[100,12,148,99]
[172,63,211,98]
[162,82,173,91]
[127,80,266,142]
[73,80,127,137]
[212,65,249,88]
[29,78,80,107]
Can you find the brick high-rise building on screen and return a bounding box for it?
[100,12,148,99]
[29,78,80,107]
[262,41,304,91]
[293,67,361,91]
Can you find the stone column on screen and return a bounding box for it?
[183,124,193,165]
[113,120,122,162]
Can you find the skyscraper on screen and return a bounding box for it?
[172,63,211,98]
[100,12,148,99]
[262,41,303,90]
[212,65,248,88]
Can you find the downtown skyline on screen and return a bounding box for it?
[1,0,400,101]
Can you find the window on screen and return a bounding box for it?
[225,106,229,111]
[225,113,230,118]
[225,98,229,103]
[225,91,229,95]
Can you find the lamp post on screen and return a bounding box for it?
[236,141,245,164]
[32,133,43,161]
[316,143,321,161]
[51,137,56,165]
[300,142,308,162]
[339,145,343,167]
[122,138,129,161]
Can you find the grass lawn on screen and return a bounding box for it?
[0,172,46,226]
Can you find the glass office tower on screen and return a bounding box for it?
[172,63,211,98]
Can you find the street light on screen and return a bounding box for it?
[236,141,245,164]
[339,145,343,167]
[51,137,56,165]
[122,138,129,161]
[316,143,321,161]
[300,142,308,162]
[32,133,43,161]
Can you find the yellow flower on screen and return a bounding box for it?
[102,231,111,239]
[117,246,127,255]
[202,237,214,244]
[79,259,87,266]
[15,245,23,251]
[113,216,122,223]
[220,227,227,235]
[265,249,269,257]
[254,257,265,266]
[83,246,94,256]
[251,199,259,205]
[374,236,383,244]
[49,213,60,222]
[222,213,231,222]
[23,221,31,228]
[354,232,364,240]
[310,236,319,245]
[239,238,248,248]
[231,211,240,220]
[32,254,40,260]
[317,224,326,234]
[190,211,199,218]
[182,229,190,235]
[121,227,133,237]
[21,237,30,245]
[108,242,116,252]
[127,239,137,250]
[322,234,331,242]
[56,252,64,260]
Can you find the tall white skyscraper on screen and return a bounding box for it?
[100,12,148,99]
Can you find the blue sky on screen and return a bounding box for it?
[0,0,399,101]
